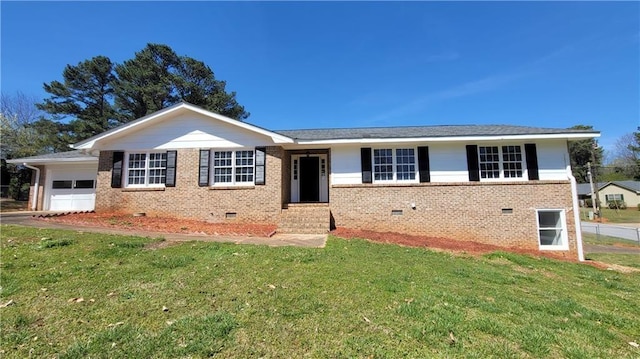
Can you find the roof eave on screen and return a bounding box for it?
[6,158,98,165]
[293,132,600,145]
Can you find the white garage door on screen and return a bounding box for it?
[48,166,96,211]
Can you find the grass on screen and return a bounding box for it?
[582,233,640,247]
[580,207,640,224]
[1,225,639,358]
[585,253,640,269]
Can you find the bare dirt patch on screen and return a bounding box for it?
[42,212,277,237]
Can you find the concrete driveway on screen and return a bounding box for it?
[581,221,640,242]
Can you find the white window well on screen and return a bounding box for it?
[373,148,417,183]
[126,152,167,187]
[536,209,568,250]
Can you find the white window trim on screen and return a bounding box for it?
[124,151,167,188]
[372,147,419,184]
[536,209,569,251]
[478,144,527,182]
[210,148,256,186]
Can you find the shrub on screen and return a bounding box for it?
[584,198,601,208]
[607,201,626,210]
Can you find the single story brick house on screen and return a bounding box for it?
[10,102,599,260]
[577,181,640,208]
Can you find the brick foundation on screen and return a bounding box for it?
[329,181,579,259]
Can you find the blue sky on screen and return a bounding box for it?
[1,1,638,154]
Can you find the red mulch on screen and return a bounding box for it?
[40,212,626,270]
[42,212,277,237]
[330,227,579,263]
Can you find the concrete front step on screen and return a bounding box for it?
[278,203,330,234]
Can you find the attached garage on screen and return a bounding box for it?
[7,150,98,212]
[46,165,97,211]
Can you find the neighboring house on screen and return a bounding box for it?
[578,181,640,208]
[10,103,599,260]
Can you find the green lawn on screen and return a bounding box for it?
[580,207,640,223]
[582,233,640,247]
[2,225,639,358]
[585,253,640,269]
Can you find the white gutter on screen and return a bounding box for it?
[568,165,585,262]
[22,163,40,211]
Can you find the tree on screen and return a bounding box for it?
[620,131,640,180]
[114,44,248,122]
[113,44,180,121]
[39,43,249,142]
[0,92,69,199]
[38,56,117,141]
[568,125,603,183]
[0,92,67,159]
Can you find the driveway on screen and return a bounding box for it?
[581,221,640,242]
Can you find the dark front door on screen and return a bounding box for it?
[299,156,320,202]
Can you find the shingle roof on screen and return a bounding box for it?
[576,181,640,196]
[274,124,598,141]
[576,183,594,196]
[608,181,640,193]
[6,150,97,163]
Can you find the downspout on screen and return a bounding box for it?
[567,165,585,262]
[23,164,40,211]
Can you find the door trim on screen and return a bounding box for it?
[291,154,328,203]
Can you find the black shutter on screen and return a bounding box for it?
[198,149,210,187]
[466,145,480,182]
[524,143,539,180]
[255,147,266,185]
[361,148,372,183]
[417,146,430,183]
[111,151,124,188]
[165,150,177,187]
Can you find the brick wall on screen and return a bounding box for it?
[96,147,284,223]
[330,181,579,258]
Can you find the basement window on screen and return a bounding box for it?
[391,209,403,216]
[536,209,568,250]
[225,212,237,219]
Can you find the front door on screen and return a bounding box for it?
[291,154,328,203]
[299,157,320,202]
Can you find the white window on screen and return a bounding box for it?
[373,149,394,181]
[536,210,568,250]
[605,194,624,202]
[213,151,233,183]
[212,150,254,185]
[126,152,167,187]
[479,145,523,179]
[373,148,416,182]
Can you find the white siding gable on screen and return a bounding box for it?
[97,113,276,150]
